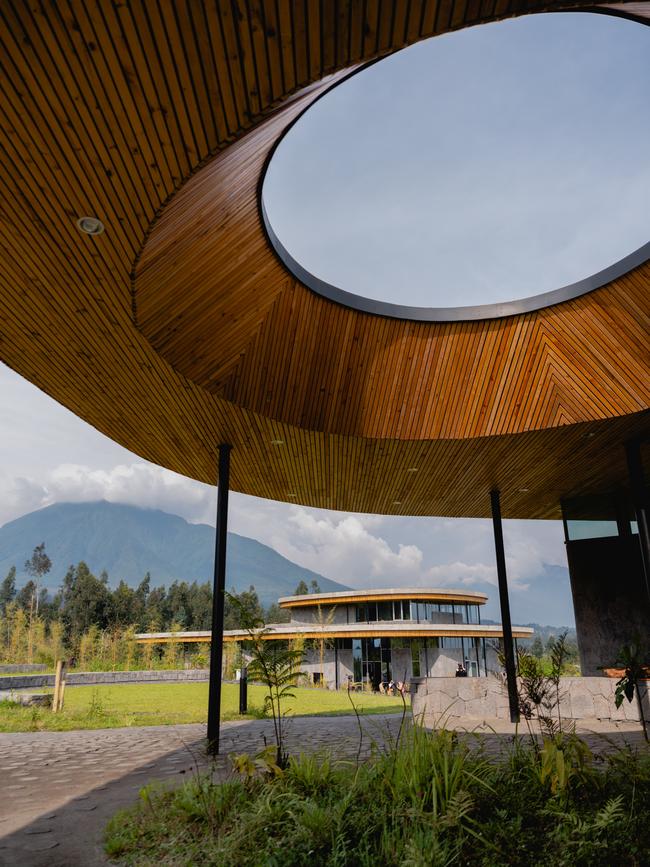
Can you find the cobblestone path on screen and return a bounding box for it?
[0,713,405,867]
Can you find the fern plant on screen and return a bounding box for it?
[611,637,649,743]
[228,593,304,767]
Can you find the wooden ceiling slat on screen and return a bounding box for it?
[465,0,484,24]
[37,4,150,234]
[421,0,441,35]
[305,0,322,79]
[72,0,172,199]
[335,0,352,66]
[392,0,412,48]
[169,1,218,154]
[276,0,297,92]
[1,5,139,269]
[377,0,396,50]
[130,1,196,176]
[109,1,184,188]
[320,0,338,72]
[55,1,159,221]
[363,0,381,57]
[290,0,310,84]
[0,99,131,316]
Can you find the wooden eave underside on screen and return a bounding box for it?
[0,1,648,520]
[135,625,534,644]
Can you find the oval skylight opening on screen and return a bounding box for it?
[262,12,650,320]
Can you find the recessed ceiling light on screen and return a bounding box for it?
[270,439,284,446]
[518,488,529,493]
[287,492,297,498]
[406,467,418,473]
[582,431,596,439]
[393,500,402,505]
[76,216,105,235]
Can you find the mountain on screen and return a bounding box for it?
[483,620,577,643]
[0,501,350,608]
[472,563,576,628]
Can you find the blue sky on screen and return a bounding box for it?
[3,12,648,626]
[264,12,650,308]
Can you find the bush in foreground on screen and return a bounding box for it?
[105,726,650,866]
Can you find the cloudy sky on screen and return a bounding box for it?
[264,12,650,308]
[4,12,646,626]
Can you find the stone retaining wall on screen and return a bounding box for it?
[0,664,49,674]
[411,676,650,724]
[0,669,209,691]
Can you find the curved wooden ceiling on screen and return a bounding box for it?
[1,1,648,521]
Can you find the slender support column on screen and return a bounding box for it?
[490,489,519,723]
[334,641,339,689]
[626,440,650,603]
[207,443,232,754]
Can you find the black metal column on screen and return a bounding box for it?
[490,489,519,723]
[626,440,650,604]
[207,443,232,753]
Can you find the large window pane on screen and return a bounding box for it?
[411,641,421,677]
[378,601,392,621]
[352,639,362,682]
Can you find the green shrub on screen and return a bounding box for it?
[105,727,650,866]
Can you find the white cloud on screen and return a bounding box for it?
[0,462,215,528]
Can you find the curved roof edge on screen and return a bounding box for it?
[279,588,489,607]
[135,623,533,643]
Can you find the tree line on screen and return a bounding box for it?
[0,544,322,668]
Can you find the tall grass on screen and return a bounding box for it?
[105,724,650,866]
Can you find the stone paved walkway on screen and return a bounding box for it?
[0,714,646,866]
[0,713,405,867]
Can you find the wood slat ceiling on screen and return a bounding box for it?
[0,0,648,521]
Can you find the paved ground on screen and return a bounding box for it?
[0,714,646,867]
[0,713,405,867]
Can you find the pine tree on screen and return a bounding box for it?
[0,566,17,615]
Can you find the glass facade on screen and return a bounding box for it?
[338,634,489,685]
[353,599,481,625]
[350,637,392,687]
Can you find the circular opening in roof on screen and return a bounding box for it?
[262,12,650,321]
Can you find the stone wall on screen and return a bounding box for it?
[0,664,49,674]
[411,676,650,724]
[0,669,210,691]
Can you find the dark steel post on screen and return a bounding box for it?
[490,489,520,723]
[239,666,248,714]
[626,440,650,603]
[207,443,232,753]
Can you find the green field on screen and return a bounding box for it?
[0,682,405,732]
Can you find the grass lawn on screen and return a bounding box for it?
[0,682,405,732]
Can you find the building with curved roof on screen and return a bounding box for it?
[136,588,533,688]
